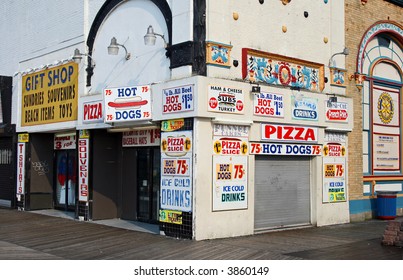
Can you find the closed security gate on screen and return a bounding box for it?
[254,156,311,231]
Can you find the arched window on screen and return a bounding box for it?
[361,33,403,177]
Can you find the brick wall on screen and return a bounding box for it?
[345,0,403,202]
[381,219,403,247]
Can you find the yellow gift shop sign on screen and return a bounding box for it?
[21,62,78,126]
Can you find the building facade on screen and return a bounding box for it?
[345,0,403,220]
[2,0,400,241]
[0,75,15,208]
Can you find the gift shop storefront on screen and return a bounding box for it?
[16,62,79,212]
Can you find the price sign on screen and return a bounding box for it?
[162,158,190,176]
[213,155,248,211]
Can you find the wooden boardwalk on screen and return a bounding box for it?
[0,208,402,260]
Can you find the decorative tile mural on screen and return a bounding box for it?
[242,48,325,92]
[329,67,347,87]
[206,41,232,68]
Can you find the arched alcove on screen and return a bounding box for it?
[85,0,172,89]
[358,22,403,191]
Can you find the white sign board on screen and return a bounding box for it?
[104,85,151,123]
[78,136,89,202]
[16,143,26,195]
[213,155,248,211]
[253,92,284,118]
[160,131,193,212]
[162,85,194,114]
[122,129,161,147]
[208,85,244,114]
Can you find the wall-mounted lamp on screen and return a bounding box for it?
[291,86,304,104]
[327,95,338,107]
[251,85,261,93]
[329,96,338,103]
[72,48,96,67]
[144,25,168,48]
[107,37,131,60]
[328,47,349,67]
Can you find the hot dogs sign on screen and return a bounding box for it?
[104,85,151,123]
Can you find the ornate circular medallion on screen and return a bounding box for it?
[377,92,394,124]
[279,64,291,86]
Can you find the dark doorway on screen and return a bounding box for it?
[54,150,76,211]
[136,147,160,223]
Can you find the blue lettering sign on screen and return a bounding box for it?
[47,65,74,87]
[117,87,138,97]
[115,110,141,120]
[161,189,191,209]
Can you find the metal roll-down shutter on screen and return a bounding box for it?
[254,156,311,231]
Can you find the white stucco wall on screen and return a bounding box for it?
[88,0,171,95]
[205,0,346,83]
[193,117,254,240]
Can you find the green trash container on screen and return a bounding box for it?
[376,191,397,220]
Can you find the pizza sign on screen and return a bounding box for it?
[213,137,248,155]
[261,124,318,142]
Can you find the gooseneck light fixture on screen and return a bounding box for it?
[72,48,96,67]
[144,25,167,48]
[107,37,131,60]
[328,47,349,67]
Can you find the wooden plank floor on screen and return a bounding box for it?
[0,208,402,260]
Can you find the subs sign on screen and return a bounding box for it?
[208,85,244,114]
[104,85,151,123]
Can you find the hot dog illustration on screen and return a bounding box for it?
[108,96,148,109]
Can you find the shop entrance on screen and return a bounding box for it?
[136,148,160,222]
[54,150,76,211]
